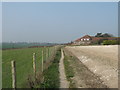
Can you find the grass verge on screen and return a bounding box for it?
[63,50,75,88]
[34,48,61,88]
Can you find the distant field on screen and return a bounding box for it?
[2,47,55,88]
[1,43,57,49]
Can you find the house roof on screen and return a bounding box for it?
[74,35,118,42]
[75,35,92,42]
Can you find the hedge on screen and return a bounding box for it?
[102,40,120,45]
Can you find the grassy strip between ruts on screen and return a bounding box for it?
[34,48,61,88]
[63,49,76,88]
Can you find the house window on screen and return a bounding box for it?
[81,39,83,41]
[84,39,86,41]
[87,38,89,41]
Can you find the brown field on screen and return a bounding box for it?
[65,45,118,88]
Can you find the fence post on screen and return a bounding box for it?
[42,50,44,72]
[54,46,56,56]
[46,48,48,60]
[33,53,36,79]
[48,48,49,58]
[49,47,51,57]
[11,60,16,89]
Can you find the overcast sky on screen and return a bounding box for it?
[2,2,118,43]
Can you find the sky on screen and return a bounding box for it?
[0,2,2,43]
[2,2,118,43]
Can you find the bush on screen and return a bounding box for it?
[102,40,119,45]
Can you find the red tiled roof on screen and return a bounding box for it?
[75,35,92,42]
[74,35,118,42]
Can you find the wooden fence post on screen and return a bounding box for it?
[46,48,48,60]
[42,50,44,72]
[11,60,16,89]
[49,47,51,57]
[54,46,56,56]
[48,48,49,58]
[33,53,36,79]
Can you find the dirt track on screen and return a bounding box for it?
[65,45,118,88]
[59,49,69,88]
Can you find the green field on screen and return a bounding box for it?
[2,47,56,88]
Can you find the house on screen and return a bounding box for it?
[73,35,92,45]
[73,35,118,45]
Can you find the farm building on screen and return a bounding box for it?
[73,35,118,45]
